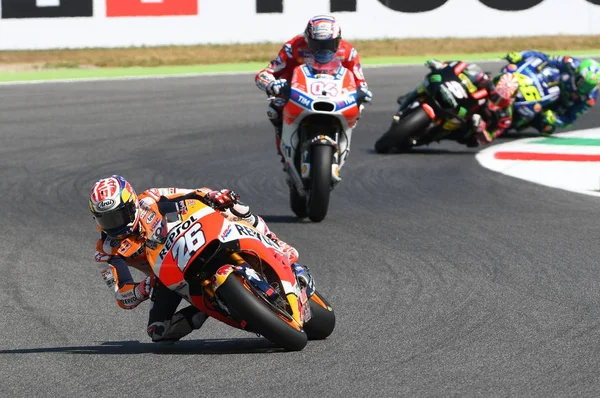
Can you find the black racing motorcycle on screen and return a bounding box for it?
[374,63,489,153]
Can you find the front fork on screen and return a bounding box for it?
[299,135,341,185]
[210,253,311,325]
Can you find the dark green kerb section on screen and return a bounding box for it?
[533,137,600,146]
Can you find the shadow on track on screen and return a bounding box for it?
[499,130,541,139]
[260,215,311,224]
[365,129,542,156]
[0,338,287,355]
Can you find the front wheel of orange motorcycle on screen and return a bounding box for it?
[304,290,336,340]
[217,274,308,351]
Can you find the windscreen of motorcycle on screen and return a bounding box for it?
[305,56,342,76]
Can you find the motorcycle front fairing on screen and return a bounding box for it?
[280,62,360,194]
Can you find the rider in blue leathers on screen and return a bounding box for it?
[504,51,600,134]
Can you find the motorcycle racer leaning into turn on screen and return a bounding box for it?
[504,51,600,134]
[398,60,519,146]
[89,175,315,343]
[255,14,373,158]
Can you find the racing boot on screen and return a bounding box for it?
[292,263,315,298]
[532,112,557,136]
[147,306,208,344]
[266,232,299,264]
[465,136,480,148]
[457,128,480,148]
[396,88,420,117]
[267,104,285,165]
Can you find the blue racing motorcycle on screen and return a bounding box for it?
[500,56,561,132]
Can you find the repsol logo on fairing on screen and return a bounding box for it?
[257,0,600,13]
[159,215,198,259]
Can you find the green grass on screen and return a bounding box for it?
[1,49,599,83]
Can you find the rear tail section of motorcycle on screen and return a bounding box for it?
[374,103,434,154]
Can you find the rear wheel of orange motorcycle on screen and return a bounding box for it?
[303,290,336,340]
[217,274,308,351]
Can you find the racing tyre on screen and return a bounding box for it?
[218,274,308,351]
[303,290,336,340]
[374,107,431,154]
[290,187,308,219]
[307,145,333,222]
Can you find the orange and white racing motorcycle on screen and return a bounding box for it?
[142,198,335,351]
[275,59,366,222]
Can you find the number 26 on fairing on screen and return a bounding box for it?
[173,223,206,272]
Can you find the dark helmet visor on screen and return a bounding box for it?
[307,36,341,55]
[93,200,136,235]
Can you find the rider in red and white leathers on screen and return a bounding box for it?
[90,175,312,343]
[255,15,373,154]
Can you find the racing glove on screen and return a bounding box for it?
[551,55,577,73]
[206,189,240,210]
[206,189,255,222]
[266,79,290,97]
[359,86,373,103]
[134,275,155,300]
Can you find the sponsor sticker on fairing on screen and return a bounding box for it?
[220,225,232,239]
[233,224,281,250]
[158,215,199,260]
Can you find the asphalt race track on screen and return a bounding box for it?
[2,64,600,397]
